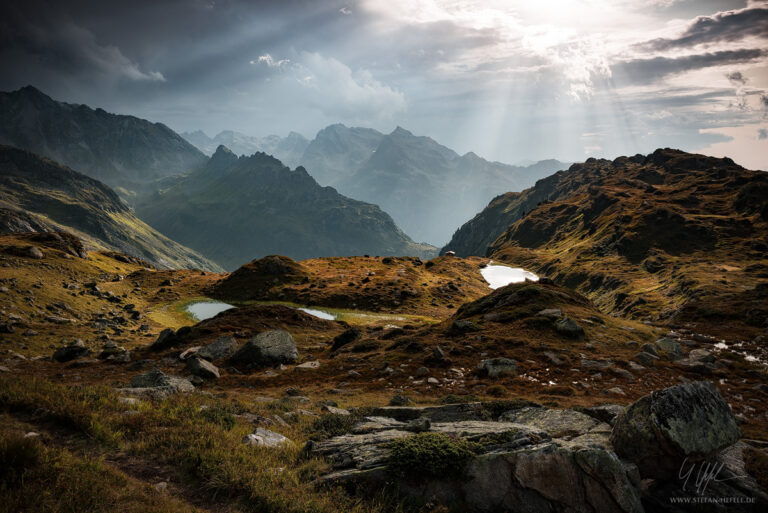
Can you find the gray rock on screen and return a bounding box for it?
[640,343,658,356]
[296,360,321,370]
[500,406,607,438]
[555,317,585,338]
[52,339,90,362]
[389,394,412,406]
[149,328,176,351]
[477,357,517,378]
[537,308,563,317]
[197,335,239,361]
[321,405,350,415]
[654,337,683,360]
[124,368,194,398]
[581,358,612,370]
[611,381,741,478]
[230,330,298,367]
[186,357,220,379]
[242,427,290,447]
[632,352,658,367]
[581,404,625,426]
[687,348,715,363]
[405,417,431,433]
[27,246,44,259]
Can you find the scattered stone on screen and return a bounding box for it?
[476,357,517,378]
[537,308,563,317]
[186,357,220,380]
[179,346,201,360]
[640,343,658,356]
[632,352,658,367]
[605,387,625,395]
[389,394,412,406]
[543,351,565,366]
[415,366,429,377]
[230,330,298,367]
[154,482,168,493]
[296,360,321,370]
[321,405,350,415]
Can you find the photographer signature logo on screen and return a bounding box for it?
[678,457,746,495]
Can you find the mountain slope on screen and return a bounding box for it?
[135,146,436,270]
[337,127,566,245]
[181,130,309,168]
[0,86,207,189]
[0,145,222,271]
[447,149,768,328]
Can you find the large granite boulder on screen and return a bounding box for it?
[610,381,741,478]
[230,330,298,367]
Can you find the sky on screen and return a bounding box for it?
[1,0,767,169]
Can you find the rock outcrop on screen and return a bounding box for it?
[308,382,764,512]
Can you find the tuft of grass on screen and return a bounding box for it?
[387,433,479,481]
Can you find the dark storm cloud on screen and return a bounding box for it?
[612,48,767,85]
[639,4,768,51]
[726,70,747,83]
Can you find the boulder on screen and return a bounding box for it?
[52,339,90,362]
[149,328,177,351]
[610,381,741,478]
[242,427,290,447]
[123,368,194,398]
[555,317,584,338]
[477,358,517,378]
[654,337,682,360]
[331,327,361,351]
[230,330,298,367]
[186,357,220,379]
[197,336,238,361]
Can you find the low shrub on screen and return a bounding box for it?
[387,433,479,481]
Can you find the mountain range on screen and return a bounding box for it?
[135,146,435,270]
[0,145,221,271]
[0,86,207,191]
[181,129,309,168]
[184,123,568,246]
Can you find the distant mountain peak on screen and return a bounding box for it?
[391,126,413,136]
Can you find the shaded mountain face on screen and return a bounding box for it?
[135,146,436,270]
[181,130,309,168]
[0,86,207,190]
[0,145,221,271]
[447,148,768,325]
[330,127,566,245]
[299,124,385,186]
